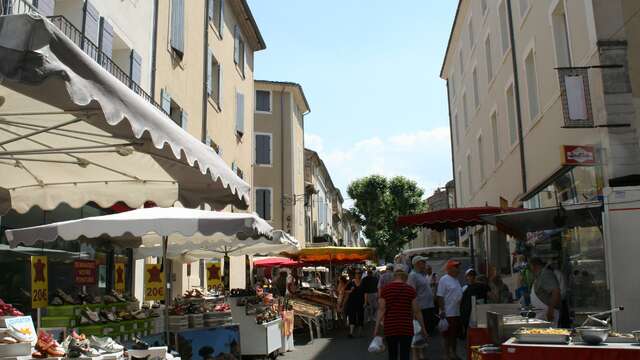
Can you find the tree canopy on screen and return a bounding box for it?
[347,175,425,261]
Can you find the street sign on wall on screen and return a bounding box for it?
[557,68,594,128]
[561,145,597,165]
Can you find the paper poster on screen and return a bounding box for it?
[74,260,97,285]
[4,316,36,344]
[114,263,126,293]
[30,256,48,309]
[206,261,222,289]
[144,264,165,301]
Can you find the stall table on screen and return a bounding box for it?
[501,338,640,360]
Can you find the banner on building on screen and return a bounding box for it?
[74,260,97,285]
[206,261,222,289]
[114,263,126,293]
[557,68,594,128]
[561,145,597,165]
[144,264,165,301]
[31,256,48,308]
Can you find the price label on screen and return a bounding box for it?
[114,263,126,294]
[206,261,222,289]
[144,264,165,301]
[31,256,48,308]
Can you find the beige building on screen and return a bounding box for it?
[253,80,310,245]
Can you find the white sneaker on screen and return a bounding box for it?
[89,336,124,353]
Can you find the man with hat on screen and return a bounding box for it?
[436,259,463,360]
[460,268,490,336]
[407,256,437,337]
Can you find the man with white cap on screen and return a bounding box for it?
[436,259,463,360]
[407,256,437,337]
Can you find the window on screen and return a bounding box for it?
[255,133,272,165]
[491,112,500,164]
[519,0,530,19]
[499,1,510,55]
[468,20,474,48]
[235,91,245,135]
[207,49,221,106]
[466,153,473,194]
[524,50,539,121]
[485,36,493,82]
[233,25,245,77]
[256,188,272,221]
[255,90,271,113]
[463,92,469,129]
[208,0,223,36]
[472,67,480,108]
[506,84,518,144]
[481,0,488,15]
[551,2,572,67]
[170,0,184,57]
[478,135,485,180]
[160,89,187,129]
[454,113,460,146]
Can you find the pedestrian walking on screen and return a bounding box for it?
[530,257,561,325]
[407,256,437,336]
[362,267,379,323]
[336,275,349,327]
[460,269,490,336]
[374,264,427,360]
[378,264,394,296]
[344,269,365,337]
[436,260,463,360]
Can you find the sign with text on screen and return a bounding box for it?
[30,256,48,309]
[114,263,126,293]
[558,68,594,128]
[206,261,222,289]
[561,145,597,165]
[144,264,165,301]
[74,260,97,285]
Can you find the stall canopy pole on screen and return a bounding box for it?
[162,235,170,344]
[469,231,476,272]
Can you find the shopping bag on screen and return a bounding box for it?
[437,317,449,333]
[412,320,428,347]
[368,336,385,353]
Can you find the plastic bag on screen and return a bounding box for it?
[368,336,386,353]
[437,317,449,333]
[412,320,428,347]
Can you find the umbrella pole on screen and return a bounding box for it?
[162,235,170,345]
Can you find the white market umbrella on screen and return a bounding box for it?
[0,14,250,214]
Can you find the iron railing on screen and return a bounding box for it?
[2,0,167,115]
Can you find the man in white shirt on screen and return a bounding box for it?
[436,260,463,360]
[407,256,437,336]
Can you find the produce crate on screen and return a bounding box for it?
[46,305,76,317]
[41,316,76,328]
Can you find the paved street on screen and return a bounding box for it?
[279,324,466,360]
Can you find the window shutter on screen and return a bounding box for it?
[256,189,265,219]
[170,0,184,56]
[82,1,100,45]
[265,190,271,220]
[218,0,224,38]
[207,0,213,22]
[98,17,114,59]
[35,0,55,17]
[129,50,142,86]
[218,66,223,108]
[180,110,188,130]
[233,25,240,64]
[161,89,171,115]
[235,92,244,134]
[265,136,271,164]
[207,49,213,96]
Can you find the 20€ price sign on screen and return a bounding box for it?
[114,263,126,294]
[31,256,48,308]
[206,261,222,289]
[144,264,165,301]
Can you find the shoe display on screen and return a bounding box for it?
[81,308,101,323]
[99,310,119,322]
[110,290,126,303]
[131,337,149,350]
[35,330,65,357]
[89,336,124,353]
[103,295,118,304]
[0,336,18,344]
[50,296,63,306]
[54,289,77,305]
[0,298,24,316]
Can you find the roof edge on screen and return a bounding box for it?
[238,0,266,51]
[439,0,463,79]
[256,80,310,113]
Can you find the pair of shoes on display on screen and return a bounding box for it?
[131,337,150,350]
[89,335,124,353]
[0,298,24,316]
[53,289,77,305]
[80,308,101,325]
[34,330,65,358]
[78,290,101,305]
[99,309,119,322]
[110,290,127,302]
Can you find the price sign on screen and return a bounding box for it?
[206,261,222,289]
[144,264,165,301]
[114,263,126,294]
[74,260,97,285]
[31,256,48,308]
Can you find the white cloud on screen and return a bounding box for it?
[309,127,453,205]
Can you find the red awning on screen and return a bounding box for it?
[254,257,301,268]
[397,207,522,231]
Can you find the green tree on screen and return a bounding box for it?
[347,175,426,261]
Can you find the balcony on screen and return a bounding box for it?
[1,0,167,115]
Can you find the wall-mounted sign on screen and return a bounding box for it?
[557,68,594,128]
[114,263,126,293]
[144,264,165,301]
[31,256,48,309]
[74,260,97,285]
[562,145,597,165]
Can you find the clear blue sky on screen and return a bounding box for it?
[249,0,458,202]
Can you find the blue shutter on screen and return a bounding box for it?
[265,189,271,220]
[161,89,171,115]
[180,110,188,130]
[82,1,100,46]
[233,25,240,64]
[218,66,223,108]
[256,189,265,219]
[207,49,213,96]
[235,92,244,134]
[207,0,213,22]
[218,0,224,38]
[35,0,55,16]
[98,17,113,62]
[129,50,142,86]
[170,0,184,56]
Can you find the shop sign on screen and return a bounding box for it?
[144,264,165,301]
[206,261,222,289]
[74,260,97,285]
[30,256,48,309]
[114,263,126,293]
[557,68,594,128]
[562,145,597,165]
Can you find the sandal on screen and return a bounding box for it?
[55,289,77,305]
[81,308,101,323]
[36,330,65,357]
[110,290,126,302]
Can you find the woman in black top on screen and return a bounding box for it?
[344,269,365,338]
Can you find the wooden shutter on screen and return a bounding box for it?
[256,189,265,219]
[235,92,244,134]
[35,0,55,16]
[129,50,142,86]
[161,89,171,115]
[218,0,224,37]
[207,0,213,22]
[233,25,240,64]
[264,189,271,220]
[256,135,270,165]
[207,49,213,96]
[170,0,184,56]
[98,17,113,60]
[82,1,100,45]
[218,66,223,108]
[180,110,188,130]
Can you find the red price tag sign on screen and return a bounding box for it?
[144,264,165,301]
[74,260,97,285]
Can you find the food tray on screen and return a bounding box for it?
[515,333,570,344]
[605,335,636,343]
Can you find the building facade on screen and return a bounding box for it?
[408,181,457,249]
[253,80,310,245]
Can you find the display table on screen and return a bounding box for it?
[170,324,241,360]
[467,327,493,360]
[230,301,281,357]
[501,338,640,360]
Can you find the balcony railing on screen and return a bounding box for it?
[1,0,167,116]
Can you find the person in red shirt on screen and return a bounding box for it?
[374,264,427,360]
